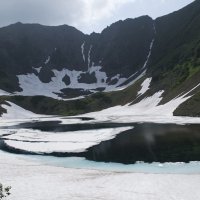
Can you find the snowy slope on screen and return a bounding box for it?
[80,81,200,123]
[137,77,152,96]
[0,89,10,96]
[13,30,155,100]
[0,150,200,200]
[1,81,200,124]
[1,101,41,119]
[15,66,140,99]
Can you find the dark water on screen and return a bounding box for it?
[1,120,132,132]
[1,121,200,164]
[86,123,200,163]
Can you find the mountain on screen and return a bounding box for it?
[0,16,154,98]
[0,0,200,117]
[148,0,200,116]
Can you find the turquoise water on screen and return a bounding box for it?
[1,121,200,173]
[25,154,200,174]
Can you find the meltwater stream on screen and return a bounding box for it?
[0,120,200,173]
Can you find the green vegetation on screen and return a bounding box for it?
[0,183,11,200]
[0,78,144,116]
[1,1,200,117]
[146,0,200,113]
[174,91,200,117]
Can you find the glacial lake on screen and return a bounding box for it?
[1,120,200,165]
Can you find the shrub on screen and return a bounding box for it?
[0,183,11,199]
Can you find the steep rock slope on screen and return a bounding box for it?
[0,0,200,117]
[0,16,155,99]
[148,0,200,115]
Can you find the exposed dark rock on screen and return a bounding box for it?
[78,72,97,84]
[0,15,155,91]
[107,77,119,85]
[62,75,71,86]
[38,67,55,83]
[60,88,93,98]
[0,1,200,116]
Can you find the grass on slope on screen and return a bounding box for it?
[0,78,144,116]
[174,91,200,117]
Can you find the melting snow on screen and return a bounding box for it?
[33,67,42,73]
[81,83,200,124]
[1,101,41,119]
[88,45,92,70]
[141,39,154,70]
[0,89,10,96]
[3,127,132,153]
[137,77,152,96]
[81,42,86,62]
[0,150,200,200]
[16,67,133,99]
[44,56,50,64]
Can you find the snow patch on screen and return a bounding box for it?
[1,101,40,119]
[16,67,134,99]
[33,67,42,73]
[137,77,152,96]
[81,42,85,62]
[0,150,200,200]
[44,56,50,64]
[142,39,154,70]
[81,83,200,123]
[3,127,132,153]
[0,89,10,96]
[16,72,65,99]
[88,45,92,70]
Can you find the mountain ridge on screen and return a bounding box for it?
[0,0,200,117]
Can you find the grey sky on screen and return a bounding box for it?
[0,0,194,33]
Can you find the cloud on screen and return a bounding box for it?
[80,0,136,22]
[0,0,84,28]
[77,0,136,32]
[0,0,194,33]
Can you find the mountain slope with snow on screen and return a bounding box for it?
[0,0,200,117]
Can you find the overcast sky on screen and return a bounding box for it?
[0,0,194,33]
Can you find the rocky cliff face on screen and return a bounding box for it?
[0,0,200,116]
[0,16,155,99]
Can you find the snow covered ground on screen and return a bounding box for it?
[137,77,152,96]
[15,66,131,99]
[12,37,156,100]
[0,35,200,199]
[1,80,200,199]
[0,89,10,96]
[2,127,132,153]
[1,102,42,120]
[79,82,200,124]
[0,150,200,200]
[1,78,200,129]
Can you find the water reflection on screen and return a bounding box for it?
[0,121,200,164]
[85,123,200,163]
